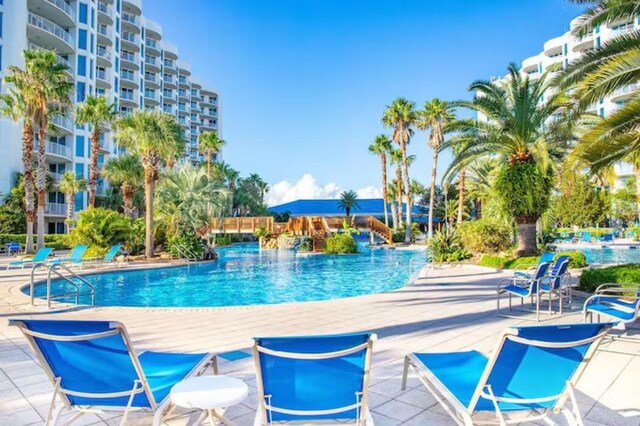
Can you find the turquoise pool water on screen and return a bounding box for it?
[28,243,426,308]
[570,247,640,264]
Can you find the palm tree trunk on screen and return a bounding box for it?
[400,141,412,244]
[457,169,465,224]
[207,152,212,178]
[88,127,100,208]
[390,201,398,231]
[65,193,74,234]
[635,166,640,223]
[144,167,155,257]
[23,123,35,253]
[122,182,135,218]
[516,215,538,256]
[396,167,403,224]
[428,150,439,238]
[381,155,389,227]
[36,124,47,248]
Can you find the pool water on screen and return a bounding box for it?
[28,243,426,308]
[571,247,640,264]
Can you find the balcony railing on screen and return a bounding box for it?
[45,0,74,19]
[51,115,74,132]
[120,91,135,101]
[145,57,158,66]
[163,106,174,114]
[121,73,135,82]
[96,69,108,81]
[97,48,112,61]
[122,12,138,25]
[145,39,159,49]
[144,92,159,101]
[163,60,176,70]
[122,32,137,44]
[35,142,72,158]
[45,203,68,216]
[163,75,174,84]
[51,172,64,183]
[97,25,113,38]
[145,74,159,84]
[28,13,74,47]
[611,26,637,37]
[614,83,640,96]
[121,51,136,62]
[97,2,113,19]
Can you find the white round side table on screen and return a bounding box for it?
[171,375,249,426]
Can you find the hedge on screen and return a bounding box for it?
[0,234,70,250]
[457,219,512,254]
[579,264,640,293]
[477,251,587,270]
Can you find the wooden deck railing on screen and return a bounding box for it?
[210,216,274,233]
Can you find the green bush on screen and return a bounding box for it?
[504,256,539,269]
[215,234,232,246]
[168,233,203,259]
[478,255,510,269]
[428,229,471,263]
[579,264,640,293]
[554,251,587,269]
[68,208,133,255]
[457,219,512,254]
[392,231,404,243]
[324,232,358,254]
[127,219,145,255]
[0,234,71,250]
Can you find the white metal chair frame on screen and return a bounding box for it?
[401,326,610,426]
[583,283,640,326]
[252,334,377,426]
[539,260,572,316]
[10,320,217,426]
[497,263,551,322]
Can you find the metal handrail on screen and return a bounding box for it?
[174,244,198,262]
[46,264,96,307]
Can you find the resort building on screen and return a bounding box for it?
[491,14,637,189]
[0,0,222,233]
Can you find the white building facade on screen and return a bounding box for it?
[0,0,221,234]
[491,15,637,188]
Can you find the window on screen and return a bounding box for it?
[76,82,86,102]
[90,33,94,53]
[0,12,3,38]
[79,3,88,24]
[78,29,87,50]
[91,7,95,28]
[89,59,94,79]
[0,46,2,71]
[599,108,605,117]
[77,55,86,76]
[596,37,601,48]
[75,136,85,157]
[75,193,84,212]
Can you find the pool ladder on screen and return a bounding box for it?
[172,244,199,263]
[30,263,96,308]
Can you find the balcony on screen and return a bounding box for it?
[144,91,159,102]
[45,202,67,216]
[27,12,75,54]
[178,90,189,101]
[120,73,138,89]
[163,106,174,114]
[97,2,114,24]
[96,48,112,66]
[50,172,64,183]
[145,56,160,72]
[121,12,140,31]
[120,91,136,105]
[178,77,190,88]
[123,0,142,15]
[35,141,72,160]
[163,60,177,74]
[31,0,75,27]
[572,34,594,52]
[145,39,161,54]
[163,75,176,88]
[97,25,113,44]
[51,115,74,133]
[121,51,139,69]
[610,25,637,38]
[28,43,73,75]
[99,138,110,153]
[163,92,177,103]
[96,69,111,88]
[144,74,160,88]
[121,32,139,50]
[611,83,640,101]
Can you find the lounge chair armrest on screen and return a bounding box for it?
[513,264,537,273]
[497,278,514,293]
[594,283,625,293]
[595,283,640,294]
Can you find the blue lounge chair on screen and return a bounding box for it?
[512,252,555,280]
[540,256,571,315]
[6,242,21,255]
[581,232,592,243]
[599,234,613,243]
[6,247,54,270]
[584,283,640,327]
[498,261,551,321]
[253,332,376,425]
[402,323,613,426]
[84,244,125,267]
[9,319,217,425]
[48,244,88,267]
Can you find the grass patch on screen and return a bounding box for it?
[579,263,640,293]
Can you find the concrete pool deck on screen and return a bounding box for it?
[0,260,638,425]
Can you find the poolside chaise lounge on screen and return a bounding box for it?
[584,283,640,327]
[253,332,376,425]
[402,323,613,426]
[9,319,217,426]
[498,261,551,321]
[83,244,126,268]
[47,244,88,267]
[581,232,592,243]
[6,247,54,270]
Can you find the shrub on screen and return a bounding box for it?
[428,229,471,263]
[457,219,512,254]
[392,231,404,243]
[478,255,510,269]
[579,264,640,293]
[168,232,204,259]
[0,234,71,250]
[215,234,232,246]
[68,208,133,255]
[554,251,587,269]
[504,256,539,269]
[126,218,145,255]
[324,232,358,254]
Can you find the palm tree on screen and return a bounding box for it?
[57,171,86,233]
[102,154,143,218]
[115,111,183,257]
[75,95,117,209]
[368,135,393,227]
[10,50,72,248]
[390,149,405,226]
[0,88,36,253]
[199,131,226,177]
[338,190,360,217]
[382,97,416,243]
[443,65,570,256]
[386,183,399,230]
[415,99,456,237]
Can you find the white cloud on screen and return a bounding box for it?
[265,174,380,207]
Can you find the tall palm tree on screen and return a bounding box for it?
[198,131,226,177]
[0,88,36,253]
[386,182,399,230]
[368,135,392,226]
[75,95,117,209]
[415,99,456,236]
[11,50,72,248]
[57,171,86,233]
[102,154,143,218]
[443,65,570,255]
[382,97,416,243]
[115,111,183,257]
[338,190,360,217]
[389,149,404,226]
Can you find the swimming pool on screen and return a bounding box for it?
[28,243,426,308]
[567,246,640,264]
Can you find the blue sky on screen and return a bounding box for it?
[143,0,583,204]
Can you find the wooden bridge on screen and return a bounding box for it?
[210,215,394,251]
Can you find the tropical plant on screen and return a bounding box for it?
[554,169,610,227]
[415,99,456,236]
[368,135,393,226]
[389,150,405,226]
[0,174,28,234]
[428,228,471,262]
[233,173,269,216]
[443,64,570,255]
[338,190,360,217]
[324,232,358,254]
[7,49,72,249]
[386,182,399,230]
[57,171,87,232]
[457,218,512,254]
[68,208,133,255]
[382,97,416,243]
[156,162,230,238]
[612,176,638,224]
[75,95,117,208]
[199,131,226,177]
[115,110,184,257]
[0,89,36,252]
[102,154,143,218]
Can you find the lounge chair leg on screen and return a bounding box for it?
[401,356,410,390]
[559,292,563,315]
[508,293,512,311]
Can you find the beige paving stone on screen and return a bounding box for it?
[373,400,425,422]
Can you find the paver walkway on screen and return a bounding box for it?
[0,261,638,425]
